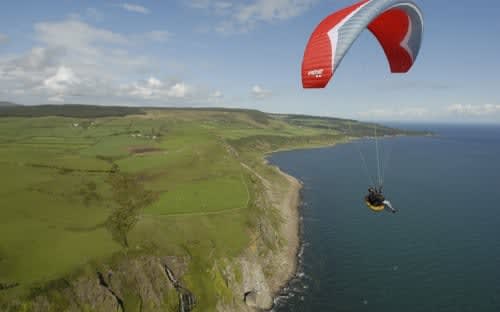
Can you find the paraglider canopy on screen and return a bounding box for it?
[302,0,423,88]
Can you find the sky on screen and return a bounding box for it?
[1,0,500,123]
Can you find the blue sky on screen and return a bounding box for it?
[1,0,499,122]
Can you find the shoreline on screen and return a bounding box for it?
[261,133,429,310]
[265,163,304,310]
[235,132,432,310]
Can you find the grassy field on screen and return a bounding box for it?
[0,106,412,310]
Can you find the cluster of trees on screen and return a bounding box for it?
[106,166,155,248]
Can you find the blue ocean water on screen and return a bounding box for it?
[270,124,500,312]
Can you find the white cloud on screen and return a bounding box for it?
[85,8,103,21]
[168,83,189,98]
[229,0,317,33]
[0,18,184,104]
[0,47,63,92]
[34,18,169,54]
[14,47,61,71]
[35,20,128,46]
[185,0,316,33]
[118,77,227,106]
[235,0,316,24]
[30,18,161,84]
[373,80,453,91]
[215,2,233,10]
[144,30,171,42]
[48,95,65,103]
[0,33,8,44]
[120,3,150,14]
[356,104,500,122]
[211,90,223,98]
[0,14,228,107]
[43,66,80,93]
[186,0,211,9]
[35,19,128,59]
[357,107,431,120]
[208,90,224,105]
[147,77,162,88]
[446,104,500,116]
[251,84,271,99]
[121,77,193,100]
[188,0,233,13]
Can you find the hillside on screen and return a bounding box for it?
[0,106,422,311]
[0,101,19,107]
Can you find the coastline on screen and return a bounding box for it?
[260,132,433,311]
[273,166,302,292]
[262,161,304,311]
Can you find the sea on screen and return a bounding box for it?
[269,124,500,312]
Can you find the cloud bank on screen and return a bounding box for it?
[0,18,218,105]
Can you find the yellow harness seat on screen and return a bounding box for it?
[365,196,385,212]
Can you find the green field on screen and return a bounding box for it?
[0,106,413,311]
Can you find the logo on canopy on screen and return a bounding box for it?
[307,69,324,78]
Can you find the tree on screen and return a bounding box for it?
[106,172,154,247]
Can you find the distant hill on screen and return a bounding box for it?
[0,101,20,107]
[0,104,144,118]
[0,103,431,136]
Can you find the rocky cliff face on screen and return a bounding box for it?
[6,256,193,312]
[217,165,302,312]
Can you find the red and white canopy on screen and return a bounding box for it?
[302,0,423,88]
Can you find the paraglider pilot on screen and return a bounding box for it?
[366,187,397,213]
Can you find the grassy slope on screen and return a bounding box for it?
[0,107,415,310]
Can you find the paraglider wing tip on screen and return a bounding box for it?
[390,68,411,74]
[302,84,327,89]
